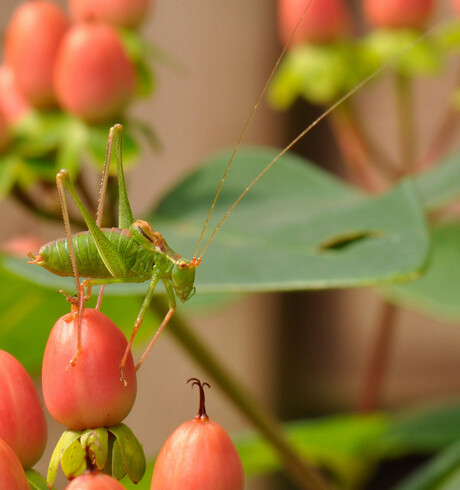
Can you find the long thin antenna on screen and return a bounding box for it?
[192,0,315,260]
[197,26,438,262]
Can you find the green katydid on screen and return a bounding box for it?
[27,3,429,383]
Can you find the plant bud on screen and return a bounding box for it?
[151,379,244,490]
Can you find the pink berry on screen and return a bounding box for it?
[0,65,30,124]
[66,471,125,489]
[278,0,352,46]
[0,351,47,469]
[0,439,29,490]
[54,21,136,123]
[4,1,70,108]
[363,0,435,29]
[42,309,137,430]
[151,379,244,490]
[68,0,150,28]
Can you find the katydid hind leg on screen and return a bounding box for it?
[58,169,127,278]
[56,171,84,364]
[94,125,117,309]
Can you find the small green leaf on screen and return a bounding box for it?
[394,439,460,490]
[361,29,442,77]
[81,428,109,471]
[268,43,357,108]
[111,439,127,481]
[47,430,83,488]
[0,155,19,199]
[109,424,146,483]
[135,60,155,98]
[61,439,86,479]
[26,469,54,490]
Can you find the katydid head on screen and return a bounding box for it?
[171,259,196,303]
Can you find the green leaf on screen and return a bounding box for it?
[47,430,82,488]
[148,148,429,292]
[394,439,460,490]
[108,424,146,483]
[268,43,359,108]
[414,151,460,211]
[361,29,442,77]
[382,223,460,323]
[81,428,109,471]
[60,439,86,479]
[439,466,460,490]
[377,402,460,456]
[0,155,20,199]
[26,469,54,490]
[121,463,153,489]
[236,414,387,488]
[111,439,127,481]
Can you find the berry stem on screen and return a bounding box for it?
[187,378,211,421]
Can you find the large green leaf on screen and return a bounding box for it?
[414,151,460,212]
[5,148,429,295]
[147,148,429,292]
[383,223,460,322]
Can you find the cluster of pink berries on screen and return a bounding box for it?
[0,0,148,151]
[0,307,244,488]
[278,0,443,46]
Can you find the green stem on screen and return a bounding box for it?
[151,297,332,490]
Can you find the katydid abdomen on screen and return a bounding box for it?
[38,228,155,281]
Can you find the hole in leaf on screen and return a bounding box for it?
[318,230,383,252]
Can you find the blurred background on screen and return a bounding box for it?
[1,1,460,489]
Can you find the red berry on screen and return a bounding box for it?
[0,350,47,469]
[151,379,244,490]
[4,1,70,108]
[42,309,137,430]
[66,472,125,489]
[54,22,136,123]
[363,0,435,29]
[452,0,460,14]
[278,0,352,46]
[0,439,29,490]
[69,0,150,28]
[0,65,31,124]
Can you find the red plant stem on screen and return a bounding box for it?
[396,73,416,173]
[417,105,460,170]
[356,302,399,413]
[328,105,389,193]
